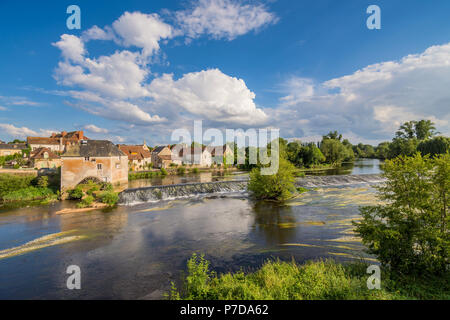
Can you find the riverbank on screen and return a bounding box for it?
[170,255,450,300]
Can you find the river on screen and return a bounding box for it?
[0,159,383,299]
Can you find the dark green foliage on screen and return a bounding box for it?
[417,136,450,157]
[67,187,84,200]
[77,195,94,208]
[36,176,49,189]
[0,174,35,198]
[354,153,449,275]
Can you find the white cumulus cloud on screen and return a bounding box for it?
[148,69,268,125]
[176,0,278,40]
[275,43,450,141]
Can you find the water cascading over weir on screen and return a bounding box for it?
[119,180,249,205]
[119,174,383,205]
[118,174,385,205]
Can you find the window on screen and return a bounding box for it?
[116,164,121,169]
[84,157,89,161]
[97,164,102,170]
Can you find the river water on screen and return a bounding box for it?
[0,159,382,299]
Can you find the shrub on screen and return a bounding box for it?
[169,254,450,300]
[354,153,450,275]
[160,168,168,176]
[77,195,94,208]
[68,187,84,200]
[36,176,49,189]
[191,168,199,174]
[0,174,35,198]
[86,185,99,196]
[177,166,186,175]
[1,186,55,202]
[101,183,114,192]
[98,191,119,207]
[248,158,296,201]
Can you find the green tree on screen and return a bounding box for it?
[388,137,418,159]
[320,139,348,165]
[375,142,390,159]
[248,157,296,201]
[417,136,450,157]
[323,131,343,141]
[354,153,449,275]
[415,120,437,140]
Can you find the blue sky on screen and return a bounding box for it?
[1,0,449,145]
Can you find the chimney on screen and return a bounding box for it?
[78,131,84,140]
[61,131,67,137]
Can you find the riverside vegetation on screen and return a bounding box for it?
[171,146,449,299]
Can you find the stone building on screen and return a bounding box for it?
[27,130,88,153]
[29,147,61,169]
[61,140,128,193]
[118,144,152,171]
[151,146,173,168]
[173,146,212,167]
[0,143,27,157]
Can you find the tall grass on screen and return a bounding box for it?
[169,254,450,300]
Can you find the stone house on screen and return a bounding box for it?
[61,140,128,193]
[151,146,173,168]
[208,144,234,165]
[29,147,61,169]
[118,144,152,171]
[0,143,27,157]
[27,130,88,153]
[173,146,212,167]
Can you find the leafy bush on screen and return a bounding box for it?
[36,176,49,189]
[98,191,119,207]
[67,187,84,200]
[1,186,55,202]
[86,185,99,196]
[170,254,450,300]
[177,166,186,175]
[248,158,296,201]
[0,174,35,198]
[77,195,94,208]
[101,183,114,192]
[354,153,449,275]
[191,168,199,174]
[160,168,168,176]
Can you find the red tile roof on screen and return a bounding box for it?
[118,145,152,161]
[30,147,60,160]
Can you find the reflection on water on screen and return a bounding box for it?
[0,179,379,299]
[305,158,383,176]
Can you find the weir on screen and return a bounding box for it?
[295,174,384,188]
[119,180,248,205]
[119,174,384,205]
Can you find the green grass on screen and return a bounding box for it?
[1,186,57,202]
[169,254,450,300]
